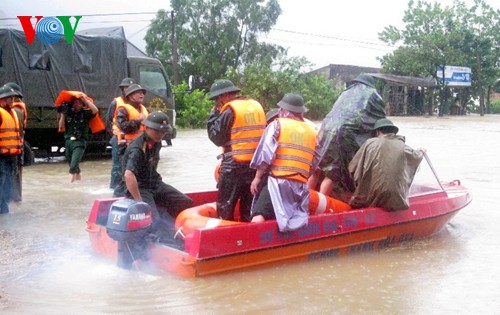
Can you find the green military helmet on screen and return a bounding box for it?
[142,111,172,132]
[266,108,279,124]
[119,77,135,88]
[5,82,23,98]
[208,79,241,100]
[277,93,308,113]
[125,84,146,98]
[0,85,18,99]
[353,73,376,89]
[373,118,399,134]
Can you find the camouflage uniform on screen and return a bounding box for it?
[314,82,386,202]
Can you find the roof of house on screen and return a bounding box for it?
[311,64,381,84]
[368,73,438,88]
[309,64,439,88]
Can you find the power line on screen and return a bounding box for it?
[0,11,396,51]
[272,28,390,48]
[263,36,395,53]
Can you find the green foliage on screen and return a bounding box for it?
[226,53,342,120]
[146,1,343,122]
[145,0,282,88]
[378,0,500,115]
[173,82,213,128]
[491,99,500,114]
[172,52,341,129]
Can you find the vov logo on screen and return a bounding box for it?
[17,16,82,45]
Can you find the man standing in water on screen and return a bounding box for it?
[57,92,99,183]
[5,83,27,202]
[113,83,149,197]
[0,85,22,214]
[105,77,135,190]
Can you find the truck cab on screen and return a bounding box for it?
[128,56,176,141]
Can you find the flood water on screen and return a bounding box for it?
[1,115,499,314]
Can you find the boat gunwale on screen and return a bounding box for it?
[182,200,470,263]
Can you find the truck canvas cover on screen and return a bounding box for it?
[0,26,128,108]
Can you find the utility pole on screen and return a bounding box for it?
[171,10,179,84]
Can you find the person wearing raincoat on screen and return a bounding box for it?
[348,118,425,210]
[310,73,386,203]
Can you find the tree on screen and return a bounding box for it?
[173,82,213,128]
[378,0,499,116]
[146,0,341,124]
[226,52,342,120]
[145,0,282,88]
[172,50,341,129]
[453,0,500,115]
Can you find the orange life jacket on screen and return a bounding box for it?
[270,118,316,183]
[0,107,22,155]
[115,103,148,144]
[111,97,127,136]
[12,100,27,127]
[220,99,266,162]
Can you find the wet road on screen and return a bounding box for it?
[1,115,499,314]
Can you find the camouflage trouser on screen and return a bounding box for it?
[319,137,357,203]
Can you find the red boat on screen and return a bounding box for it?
[86,155,472,277]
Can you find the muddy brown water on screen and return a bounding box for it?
[1,115,499,314]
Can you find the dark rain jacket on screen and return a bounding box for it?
[207,96,265,174]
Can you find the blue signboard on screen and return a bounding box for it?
[436,66,472,87]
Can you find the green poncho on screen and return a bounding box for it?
[315,83,386,202]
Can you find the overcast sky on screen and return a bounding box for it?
[0,0,480,70]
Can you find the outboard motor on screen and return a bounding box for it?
[106,199,152,269]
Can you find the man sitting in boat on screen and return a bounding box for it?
[348,118,425,210]
[250,94,317,232]
[120,112,193,240]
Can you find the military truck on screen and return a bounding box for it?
[0,26,175,159]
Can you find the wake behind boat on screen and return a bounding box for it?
[86,154,472,277]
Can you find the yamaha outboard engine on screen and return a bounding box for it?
[106,199,152,269]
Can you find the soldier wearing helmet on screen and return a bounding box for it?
[0,85,23,214]
[348,118,425,211]
[113,83,149,197]
[249,93,317,231]
[56,91,99,183]
[309,73,386,203]
[105,78,135,190]
[120,111,192,242]
[207,79,266,222]
[4,82,27,202]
